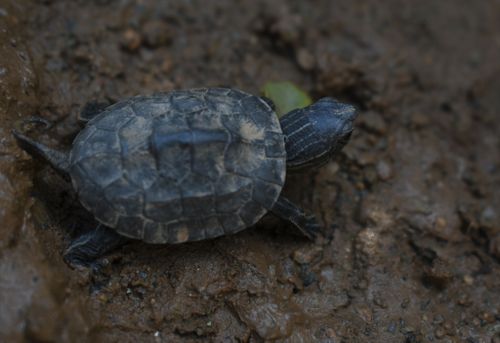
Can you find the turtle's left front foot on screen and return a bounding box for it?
[303,214,321,240]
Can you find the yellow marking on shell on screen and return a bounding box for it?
[239,119,265,142]
[176,226,190,243]
[239,143,265,172]
[213,155,225,176]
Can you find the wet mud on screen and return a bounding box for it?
[0,0,499,342]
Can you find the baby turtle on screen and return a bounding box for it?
[13,88,356,265]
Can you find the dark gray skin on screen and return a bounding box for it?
[12,88,356,266]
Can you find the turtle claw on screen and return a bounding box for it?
[304,215,321,240]
[13,116,52,133]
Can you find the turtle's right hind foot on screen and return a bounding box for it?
[64,225,130,268]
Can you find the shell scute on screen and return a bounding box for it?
[116,216,145,239]
[93,107,134,130]
[143,221,164,243]
[77,154,123,188]
[104,178,144,216]
[144,178,183,221]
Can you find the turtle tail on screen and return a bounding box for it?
[12,117,70,177]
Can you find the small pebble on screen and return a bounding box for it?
[97,294,108,303]
[457,293,472,306]
[299,264,317,287]
[433,315,445,324]
[360,111,387,135]
[373,295,388,309]
[122,28,142,51]
[357,151,378,166]
[292,245,323,264]
[376,160,393,180]
[325,328,337,338]
[400,326,415,334]
[142,20,172,47]
[161,56,174,73]
[410,112,430,128]
[356,306,373,323]
[480,206,496,228]
[326,161,339,175]
[463,275,474,285]
[420,300,431,311]
[489,235,500,259]
[435,217,447,231]
[443,321,453,331]
[296,48,315,71]
[355,181,365,190]
[481,312,495,324]
[434,327,446,339]
[364,166,378,184]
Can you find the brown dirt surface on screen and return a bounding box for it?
[1,0,499,342]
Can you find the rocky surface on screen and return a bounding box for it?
[0,0,499,342]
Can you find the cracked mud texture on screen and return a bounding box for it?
[1,0,499,342]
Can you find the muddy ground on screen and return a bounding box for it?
[1,0,499,342]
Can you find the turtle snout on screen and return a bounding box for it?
[341,104,357,123]
[310,98,357,137]
[340,104,357,132]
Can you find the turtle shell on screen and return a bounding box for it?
[68,88,286,243]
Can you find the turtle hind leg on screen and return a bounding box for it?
[78,100,111,122]
[270,196,321,240]
[12,127,70,177]
[64,225,131,267]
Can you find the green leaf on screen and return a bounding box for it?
[261,81,312,117]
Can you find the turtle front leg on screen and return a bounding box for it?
[270,196,321,240]
[64,225,131,267]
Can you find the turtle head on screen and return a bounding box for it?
[280,98,357,171]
